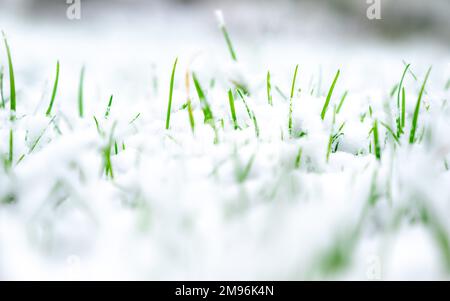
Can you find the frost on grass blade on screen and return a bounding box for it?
[2,31,16,116]
[165,57,178,130]
[409,67,432,144]
[46,60,60,116]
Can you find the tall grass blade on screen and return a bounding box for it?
[46,60,60,116]
[228,89,238,129]
[2,32,16,115]
[321,69,340,120]
[267,71,272,106]
[78,66,85,118]
[165,57,178,130]
[289,64,299,135]
[409,67,432,144]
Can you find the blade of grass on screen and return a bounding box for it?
[228,89,238,129]
[8,128,13,170]
[267,71,272,106]
[46,60,60,116]
[78,66,85,118]
[215,10,237,61]
[192,72,214,123]
[401,87,406,128]
[104,94,113,119]
[336,90,348,114]
[373,120,381,160]
[237,89,259,137]
[2,31,16,116]
[0,66,4,109]
[409,67,432,144]
[321,69,340,120]
[289,64,299,136]
[165,57,178,130]
[295,147,303,169]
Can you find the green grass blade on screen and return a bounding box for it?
[2,32,16,115]
[267,71,272,106]
[321,69,340,120]
[165,57,178,130]
[0,66,4,109]
[187,98,195,133]
[295,147,303,169]
[336,90,348,114]
[216,11,237,61]
[373,120,381,160]
[78,66,85,118]
[401,87,406,128]
[105,94,113,119]
[228,89,238,129]
[236,88,259,137]
[289,64,299,135]
[46,60,60,116]
[8,128,13,169]
[380,121,400,144]
[409,67,432,144]
[192,72,214,123]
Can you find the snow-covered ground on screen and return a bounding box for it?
[0,0,449,280]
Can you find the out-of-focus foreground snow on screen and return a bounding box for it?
[0,0,449,280]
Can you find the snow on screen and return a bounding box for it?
[0,1,449,280]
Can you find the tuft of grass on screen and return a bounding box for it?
[396,64,410,136]
[103,123,117,179]
[321,69,340,120]
[288,64,299,136]
[215,10,237,61]
[165,57,178,130]
[336,90,348,114]
[372,119,381,160]
[0,66,4,109]
[409,67,432,144]
[46,60,60,116]
[78,66,85,118]
[2,31,16,116]
[266,71,272,106]
[105,95,113,119]
[228,89,239,130]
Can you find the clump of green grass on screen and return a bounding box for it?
[78,66,85,118]
[45,60,60,116]
[2,31,16,117]
[228,89,239,129]
[288,64,299,136]
[165,57,178,130]
[321,69,340,120]
[104,95,113,119]
[267,71,272,106]
[215,10,237,61]
[409,67,432,144]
